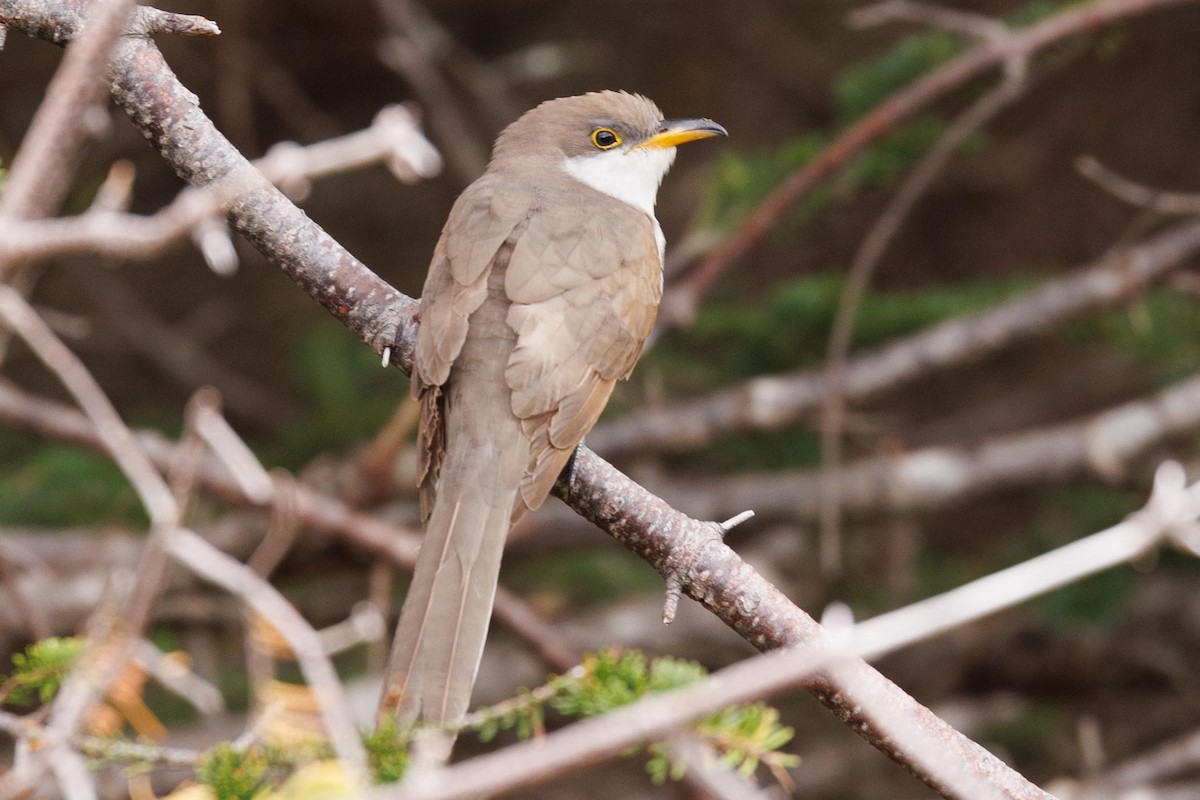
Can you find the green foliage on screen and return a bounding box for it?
[0,439,143,527]
[1023,484,1140,629]
[836,31,964,123]
[196,745,272,800]
[192,723,409,799]
[551,649,657,716]
[697,703,800,781]
[703,134,829,229]
[362,717,409,784]
[467,648,797,787]
[475,688,545,743]
[2,636,83,706]
[1080,292,1200,384]
[503,550,662,606]
[656,273,1033,383]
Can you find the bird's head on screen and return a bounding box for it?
[491,90,727,215]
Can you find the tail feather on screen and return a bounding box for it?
[383,447,520,727]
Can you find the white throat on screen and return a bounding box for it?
[562,146,675,261]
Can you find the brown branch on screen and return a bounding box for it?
[849,0,1010,40]
[0,288,178,525]
[552,449,1050,799]
[0,2,1058,796]
[0,379,577,675]
[591,217,1200,458]
[0,0,419,365]
[658,0,1199,328]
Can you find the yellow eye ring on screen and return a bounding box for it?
[590,127,622,150]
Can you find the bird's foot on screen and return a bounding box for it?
[660,509,755,624]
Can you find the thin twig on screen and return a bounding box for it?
[1078,726,1200,792]
[131,638,225,715]
[374,0,489,184]
[0,379,423,565]
[0,288,177,523]
[847,461,1197,657]
[1077,155,1200,215]
[0,2,1082,794]
[849,0,1010,40]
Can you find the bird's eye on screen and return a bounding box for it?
[590,127,622,150]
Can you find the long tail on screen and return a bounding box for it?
[381,416,523,727]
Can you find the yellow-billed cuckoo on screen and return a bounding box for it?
[383,91,726,727]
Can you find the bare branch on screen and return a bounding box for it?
[122,6,218,37]
[374,0,490,184]
[0,2,1088,795]
[0,287,178,524]
[554,447,1047,798]
[1070,726,1200,794]
[848,461,1198,656]
[0,378,423,566]
[131,638,225,716]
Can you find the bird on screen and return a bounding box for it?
[381,91,726,730]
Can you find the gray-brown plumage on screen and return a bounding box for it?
[381,91,725,729]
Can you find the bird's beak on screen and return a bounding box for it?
[632,118,728,151]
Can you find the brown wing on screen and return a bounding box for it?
[413,175,535,517]
[503,198,662,511]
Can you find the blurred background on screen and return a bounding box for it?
[5,0,1200,796]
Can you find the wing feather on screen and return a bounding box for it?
[504,199,662,510]
[413,175,535,514]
